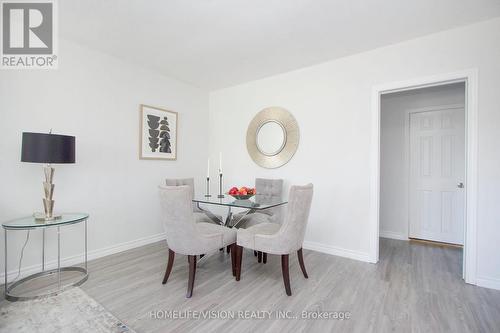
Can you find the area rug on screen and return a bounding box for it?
[0,288,135,333]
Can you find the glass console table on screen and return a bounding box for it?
[2,213,89,301]
[193,194,287,228]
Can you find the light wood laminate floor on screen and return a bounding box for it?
[6,238,500,332]
[81,238,500,332]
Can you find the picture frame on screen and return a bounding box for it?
[140,104,178,160]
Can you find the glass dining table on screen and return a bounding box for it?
[193,194,287,228]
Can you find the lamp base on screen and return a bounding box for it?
[33,212,62,222]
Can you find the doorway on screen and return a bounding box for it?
[379,83,466,246]
[369,70,478,285]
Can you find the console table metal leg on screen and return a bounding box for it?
[42,229,45,271]
[57,226,61,289]
[84,219,88,271]
[4,229,7,296]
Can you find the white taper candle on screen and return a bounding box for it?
[219,152,222,174]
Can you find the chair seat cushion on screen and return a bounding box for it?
[196,222,236,248]
[237,222,281,250]
[194,212,223,224]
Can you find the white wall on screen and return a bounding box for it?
[209,18,500,289]
[380,83,465,240]
[0,39,209,281]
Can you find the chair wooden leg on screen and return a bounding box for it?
[227,245,231,253]
[230,243,236,277]
[257,251,262,263]
[254,250,257,256]
[162,249,175,285]
[235,245,243,281]
[186,255,197,298]
[297,248,308,278]
[281,254,292,296]
[263,252,267,264]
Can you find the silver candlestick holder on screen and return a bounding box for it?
[218,173,225,198]
[205,177,211,197]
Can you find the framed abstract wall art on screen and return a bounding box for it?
[140,104,178,160]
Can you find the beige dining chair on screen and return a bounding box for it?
[234,184,313,296]
[232,178,284,229]
[231,178,284,262]
[165,178,222,224]
[159,185,237,297]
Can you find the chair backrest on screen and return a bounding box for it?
[279,184,314,251]
[255,178,283,204]
[158,185,198,254]
[165,178,195,199]
[166,178,199,211]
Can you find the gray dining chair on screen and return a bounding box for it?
[159,185,237,298]
[232,178,284,229]
[165,178,222,224]
[234,184,313,296]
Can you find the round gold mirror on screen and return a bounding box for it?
[246,107,299,168]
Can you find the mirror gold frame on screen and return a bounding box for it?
[246,107,299,168]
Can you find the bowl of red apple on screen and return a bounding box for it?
[227,186,256,200]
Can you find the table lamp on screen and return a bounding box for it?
[21,132,76,221]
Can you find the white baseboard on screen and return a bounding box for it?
[303,240,371,262]
[476,276,500,291]
[6,232,497,292]
[1,232,166,283]
[379,230,408,241]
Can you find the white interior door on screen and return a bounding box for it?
[409,107,465,245]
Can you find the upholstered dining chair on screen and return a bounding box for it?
[159,185,237,298]
[232,178,284,229]
[234,184,313,296]
[165,178,222,224]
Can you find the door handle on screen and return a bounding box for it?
[457,182,464,188]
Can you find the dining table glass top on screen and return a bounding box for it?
[193,194,287,210]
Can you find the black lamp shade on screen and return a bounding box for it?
[21,132,76,164]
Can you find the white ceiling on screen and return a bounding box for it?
[60,0,500,90]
